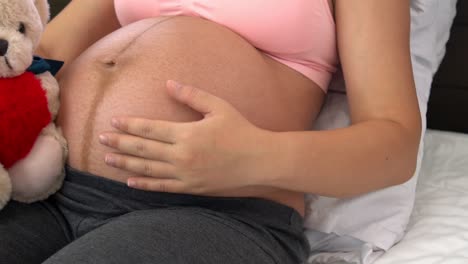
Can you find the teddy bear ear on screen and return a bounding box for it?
[33,0,50,27]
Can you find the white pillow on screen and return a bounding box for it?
[304,1,458,263]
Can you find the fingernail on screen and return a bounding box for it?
[99,135,108,145]
[127,179,136,187]
[105,154,116,166]
[168,80,183,92]
[111,118,120,128]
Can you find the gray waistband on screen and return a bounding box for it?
[61,165,302,229]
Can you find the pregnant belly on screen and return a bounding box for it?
[57,16,324,214]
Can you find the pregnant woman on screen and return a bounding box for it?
[0,0,421,263]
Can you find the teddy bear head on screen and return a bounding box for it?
[0,0,49,78]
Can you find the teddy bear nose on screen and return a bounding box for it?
[0,39,9,56]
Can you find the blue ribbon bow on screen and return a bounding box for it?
[26,56,64,76]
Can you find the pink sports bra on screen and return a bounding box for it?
[114,0,338,92]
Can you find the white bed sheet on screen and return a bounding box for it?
[375,129,468,264]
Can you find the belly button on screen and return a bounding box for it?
[104,60,117,68]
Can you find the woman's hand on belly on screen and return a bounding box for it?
[99,81,277,196]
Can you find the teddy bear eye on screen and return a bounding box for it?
[18,23,26,34]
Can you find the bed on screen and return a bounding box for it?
[375,129,468,264]
[304,129,468,264]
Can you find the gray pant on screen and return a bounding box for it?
[0,166,309,264]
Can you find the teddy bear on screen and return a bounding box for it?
[0,0,67,209]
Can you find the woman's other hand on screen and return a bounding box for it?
[99,80,275,195]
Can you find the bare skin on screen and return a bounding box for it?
[57,15,325,214]
[38,0,421,215]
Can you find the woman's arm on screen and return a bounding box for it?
[98,0,421,198]
[263,0,421,197]
[36,0,120,76]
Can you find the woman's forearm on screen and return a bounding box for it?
[37,0,120,75]
[261,119,421,198]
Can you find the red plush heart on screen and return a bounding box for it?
[0,72,51,168]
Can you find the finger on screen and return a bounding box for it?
[127,177,185,194]
[166,80,229,116]
[111,117,179,143]
[99,133,173,162]
[105,153,176,178]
